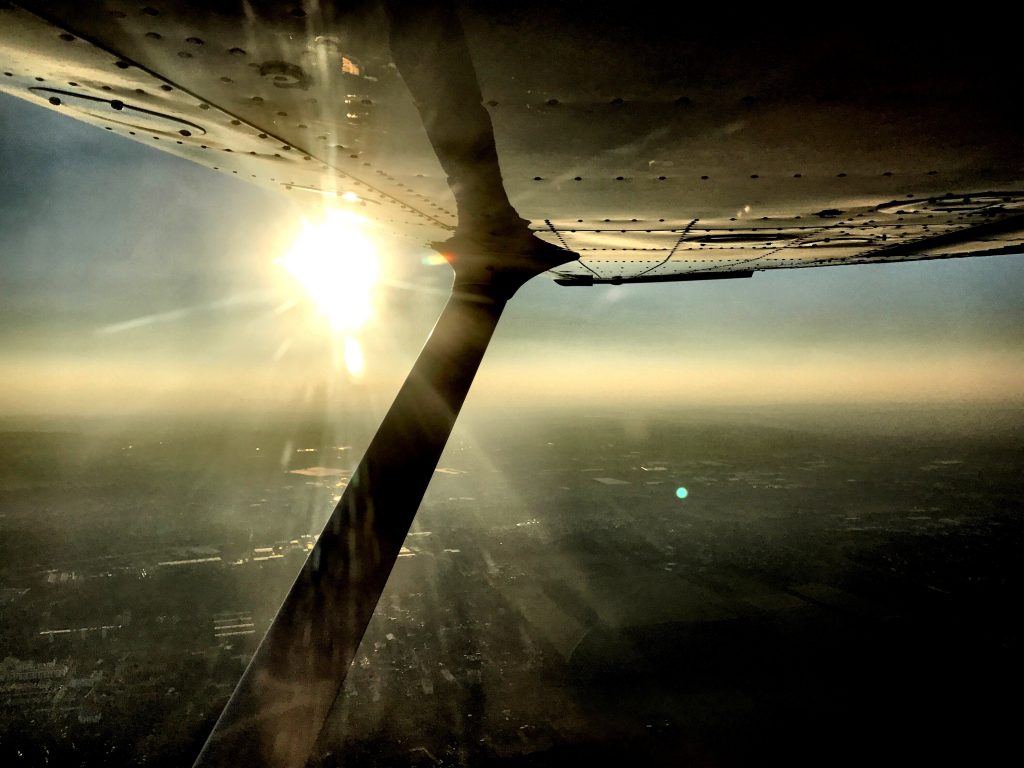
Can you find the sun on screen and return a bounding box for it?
[275,209,380,333]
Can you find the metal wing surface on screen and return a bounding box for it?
[2,2,1022,286]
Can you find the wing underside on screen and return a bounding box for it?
[2,1,1022,285]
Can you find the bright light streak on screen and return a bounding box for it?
[343,336,365,378]
[276,210,379,332]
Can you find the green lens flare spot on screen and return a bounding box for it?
[675,486,688,499]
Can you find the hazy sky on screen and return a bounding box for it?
[2,95,1022,420]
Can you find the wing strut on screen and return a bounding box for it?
[194,4,575,766]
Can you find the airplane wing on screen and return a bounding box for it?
[3,4,1021,767]
[3,2,1022,286]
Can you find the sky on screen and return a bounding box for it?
[1,94,1023,423]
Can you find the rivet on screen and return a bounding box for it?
[700,175,709,180]
[186,37,204,46]
[276,110,287,117]
[615,176,624,181]
[610,97,624,105]
[220,76,233,83]
[59,33,75,42]
[115,61,130,69]
[837,172,847,178]
[486,100,498,107]
[177,51,192,59]
[750,174,759,179]
[251,96,263,103]
[883,171,893,176]
[198,103,209,110]
[110,99,124,110]
[230,119,240,126]
[179,129,191,136]
[160,85,173,91]
[228,47,247,56]
[574,176,582,181]
[793,173,802,178]
[145,32,162,40]
[657,176,666,180]
[48,96,61,106]
[546,98,559,106]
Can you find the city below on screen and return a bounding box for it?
[0,406,1021,766]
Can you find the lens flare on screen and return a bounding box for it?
[343,336,365,378]
[675,486,689,499]
[276,210,379,332]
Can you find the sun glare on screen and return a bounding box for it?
[276,210,380,333]
[343,336,366,378]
